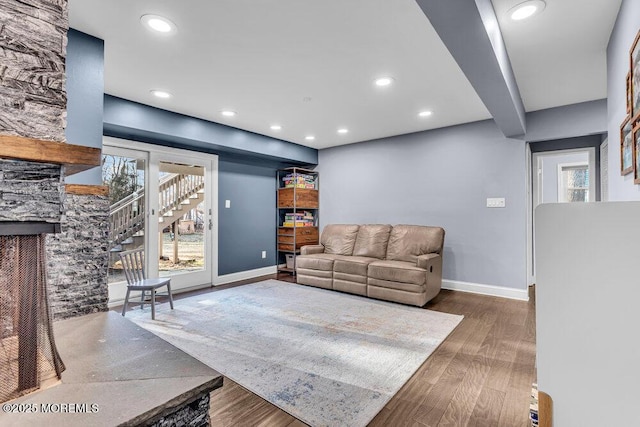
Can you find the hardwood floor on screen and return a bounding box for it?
[114,274,535,426]
[204,274,537,427]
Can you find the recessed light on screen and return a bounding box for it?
[337,128,349,134]
[374,77,394,87]
[418,110,433,118]
[305,135,315,141]
[140,14,177,34]
[508,0,546,21]
[270,124,282,131]
[221,110,236,117]
[150,89,172,99]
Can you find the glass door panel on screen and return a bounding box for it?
[157,161,206,278]
[102,149,146,285]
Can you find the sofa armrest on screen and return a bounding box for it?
[416,253,440,270]
[417,254,443,299]
[301,245,325,255]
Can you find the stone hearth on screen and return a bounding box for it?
[0,312,222,426]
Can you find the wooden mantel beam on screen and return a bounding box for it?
[0,135,101,176]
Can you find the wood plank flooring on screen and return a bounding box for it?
[202,274,537,426]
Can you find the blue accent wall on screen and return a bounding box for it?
[65,29,104,185]
[64,27,317,276]
[101,95,318,276]
[218,161,276,275]
[103,95,318,166]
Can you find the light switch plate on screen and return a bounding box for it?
[261,251,267,259]
[486,197,506,208]
[225,200,231,208]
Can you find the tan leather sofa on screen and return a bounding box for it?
[296,224,444,306]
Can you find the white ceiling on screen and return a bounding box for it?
[492,0,621,112]
[69,0,621,149]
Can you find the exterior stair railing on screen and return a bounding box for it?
[158,173,204,218]
[108,173,205,249]
[109,190,145,247]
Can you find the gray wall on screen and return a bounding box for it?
[607,0,640,200]
[218,160,277,275]
[525,99,607,143]
[318,119,527,290]
[65,29,104,185]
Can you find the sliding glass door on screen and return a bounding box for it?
[103,138,217,301]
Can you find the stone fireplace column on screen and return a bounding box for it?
[0,0,105,401]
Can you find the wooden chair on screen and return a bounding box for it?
[119,248,174,320]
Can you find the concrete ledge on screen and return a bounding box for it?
[0,312,223,426]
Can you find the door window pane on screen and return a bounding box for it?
[158,162,206,277]
[560,165,589,203]
[103,154,145,284]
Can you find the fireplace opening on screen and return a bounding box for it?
[0,233,65,403]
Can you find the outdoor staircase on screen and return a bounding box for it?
[109,173,205,249]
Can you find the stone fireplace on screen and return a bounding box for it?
[0,160,65,403]
[0,156,104,403]
[0,0,105,403]
[0,150,107,405]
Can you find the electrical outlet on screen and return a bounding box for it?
[225,200,231,208]
[261,251,266,259]
[486,197,506,208]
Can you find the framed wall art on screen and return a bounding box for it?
[631,29,640,122]
[634,122,640,185]
[627,72,633,114]
[621,116,634,175]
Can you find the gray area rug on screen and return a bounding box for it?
[127,280,463,426]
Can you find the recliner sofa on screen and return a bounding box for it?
[296,224,444,306]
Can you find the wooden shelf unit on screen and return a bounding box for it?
[276,168,319,274]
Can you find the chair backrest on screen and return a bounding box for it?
[119,248,146,285]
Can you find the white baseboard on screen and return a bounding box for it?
[442,279,529,301]
[108,266,278,308]
[215,265,278,286]
[107,281,213,308]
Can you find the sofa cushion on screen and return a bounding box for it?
[352,224,392,259]
[386,225,445,263]
[334,272,367,284]
[320,224,360,255]
[368,278,425,294]
[296,253,342,270]
[368,260,426,286]
[334,256,378,276]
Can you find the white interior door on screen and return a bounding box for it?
[530,147,596,284]
[533,148,596,207]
